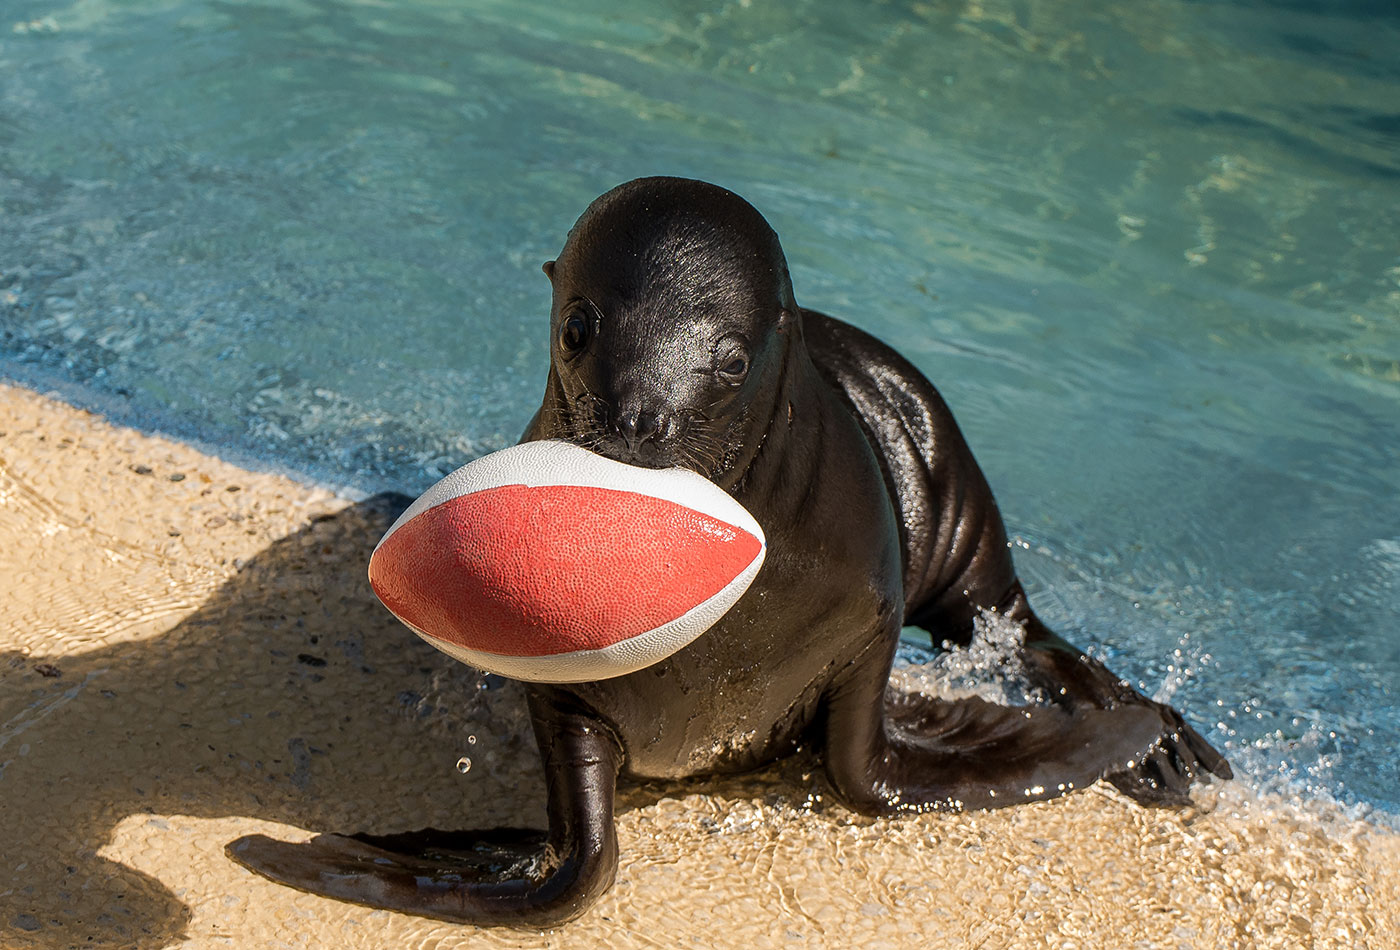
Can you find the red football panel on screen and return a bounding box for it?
[369,484,762,656]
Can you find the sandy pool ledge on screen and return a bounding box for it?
[2,380,1396,950]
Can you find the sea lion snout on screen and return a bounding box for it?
[564,381,742,477]
[609,402,675,453]
[596,396,685,468]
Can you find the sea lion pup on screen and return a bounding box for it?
[228,177,1230,926]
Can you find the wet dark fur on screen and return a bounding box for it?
[228,178,1230,927]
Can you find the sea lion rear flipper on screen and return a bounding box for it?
[225,695,622,927]
[821,635,1197,814]
[1008,612,1232,802]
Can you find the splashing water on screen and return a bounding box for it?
[893,609,1047,707]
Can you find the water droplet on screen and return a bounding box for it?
[455,756,472,773]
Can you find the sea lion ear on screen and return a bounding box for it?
[777,307,795,332]
[542,260,556,280]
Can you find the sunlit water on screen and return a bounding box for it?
[2,0,1397,817]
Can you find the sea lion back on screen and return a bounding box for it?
[801,310,1019,633]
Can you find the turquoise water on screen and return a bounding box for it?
[2,0,1397,814]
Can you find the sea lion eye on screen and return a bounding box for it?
[559,310,591,355]
[717,352,749,384]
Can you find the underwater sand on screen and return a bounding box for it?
[2,381,1396,949]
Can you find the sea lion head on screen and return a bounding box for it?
[540,177,800,486]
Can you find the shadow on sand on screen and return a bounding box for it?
[2,494,558,947]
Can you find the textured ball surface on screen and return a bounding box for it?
[368,440,767,683]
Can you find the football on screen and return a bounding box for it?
[367,440,767,683]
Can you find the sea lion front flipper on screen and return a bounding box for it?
[821,635,1173,814]
[225,694,622,927]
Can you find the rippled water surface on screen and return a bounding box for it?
[2,0,1397,813]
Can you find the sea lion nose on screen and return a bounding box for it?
[613,405,663,451]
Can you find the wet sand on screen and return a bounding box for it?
[2,380,1396,949]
